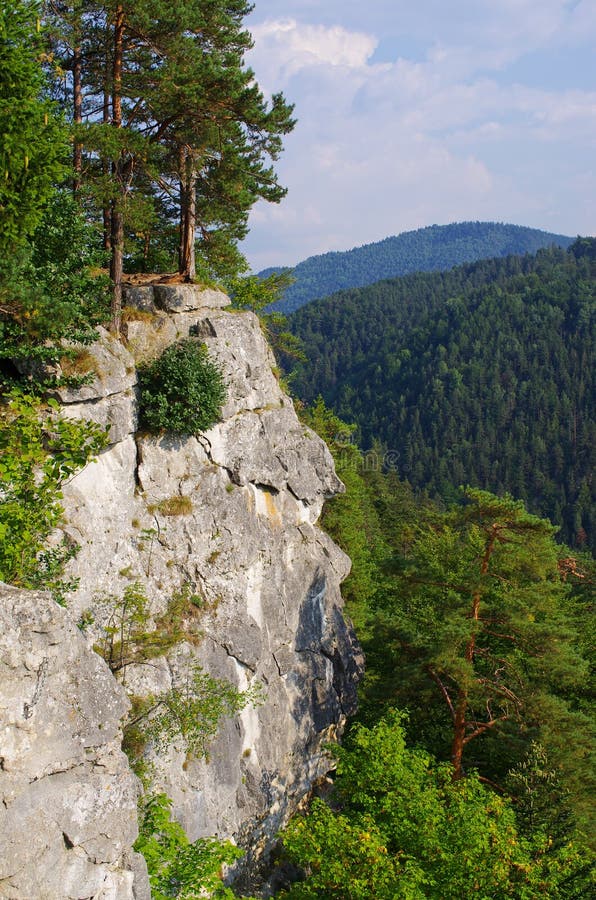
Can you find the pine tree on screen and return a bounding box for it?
[383,488,588,781]
[45,1,295,328]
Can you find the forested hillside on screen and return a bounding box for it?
[1,3,594,896]
[287,241,596,552]
[262,222,574,314]
[279,404,595,897]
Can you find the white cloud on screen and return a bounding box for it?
[241,6,596,269]
[249,18,378,93]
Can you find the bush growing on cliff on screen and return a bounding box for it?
[92,582,202,675]
[139,340,226,435]
[136,665,263,761]
[134,793,243,899]
[0,390,107,595]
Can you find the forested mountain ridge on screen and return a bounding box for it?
[2,2,593,897]
[286,241,596,552]
[262,221,574,314]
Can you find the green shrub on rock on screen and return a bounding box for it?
[134,793,242,900]
[139,340,226,435]
[0,390,107,593]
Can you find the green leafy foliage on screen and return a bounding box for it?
[0,191,109,377]
[139,340,226,435]
[93,582,202,674]
[140,665,263,760]
[264,222,574,314]
[0,0,69,255]
[287,243,596,552]
[134,792,242,899]
[229,270,296,314]
[91,584,264,789]
[281,712,591,899]
[0,390,107,591]
[227,269,306,363]
[122,664,260,784]
[0,6,108,374]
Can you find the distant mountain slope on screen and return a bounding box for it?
[285,241,596,552]
[262,222,574,314]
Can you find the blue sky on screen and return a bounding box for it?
[240,0,596,270]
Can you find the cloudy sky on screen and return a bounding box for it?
[239,0,596,271]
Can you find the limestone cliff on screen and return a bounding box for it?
[0,584,149,899]
[1,285,363,897]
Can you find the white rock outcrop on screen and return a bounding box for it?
[1,285,363,895]
[0,584,149,900]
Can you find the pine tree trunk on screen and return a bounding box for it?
[178,146,186,272]
[451,694,468,781]
[179,147,196,281]
[110,203,124,331]
[110,5,125,334]
[72,29,82,192]
[102,76,111,252]
[450,528,497,779]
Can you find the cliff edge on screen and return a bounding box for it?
[1,285,363,897]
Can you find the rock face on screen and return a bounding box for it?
[3,285,363,893]
[0,584,149,900]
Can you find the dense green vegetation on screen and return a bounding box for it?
[0,3,108,377]
[280,714,589,899]
[280,403,594,897]
[0,192,109,384]
[0,0,68,253]
[262,222,574,314]
[138,339,227,435]
[287,243,596,553]
[135,793,245,900]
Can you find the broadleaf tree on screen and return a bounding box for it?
[280,712,591,899]
[0,0,68,255]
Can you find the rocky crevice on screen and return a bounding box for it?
[0,284,363,897]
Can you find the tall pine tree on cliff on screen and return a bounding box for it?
[46,1,295,331]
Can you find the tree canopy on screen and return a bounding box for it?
[263,222,574,314]
[0,0,68,254]
[286,243,596,553]
[43,0,295,327]
[281,712,590,899]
